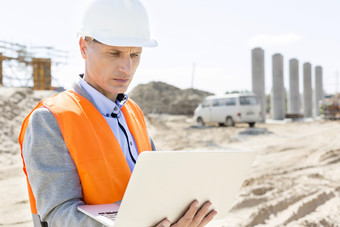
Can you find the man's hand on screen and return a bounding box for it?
[155,200,217,227]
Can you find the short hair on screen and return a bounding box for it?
[84,36,102,44]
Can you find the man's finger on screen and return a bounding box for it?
[191,201,212,225]
[198,210,218,227]
[155,218,171,227]
[176,200,199,225]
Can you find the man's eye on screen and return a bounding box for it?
[131,53,139,58]
[110,52,119,56]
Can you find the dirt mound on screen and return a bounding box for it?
[0,87,57,166]
[128,81,213,115]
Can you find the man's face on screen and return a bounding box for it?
[80,38,142,101]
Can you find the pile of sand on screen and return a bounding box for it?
[0,87,57,166]
[129,81,213,115]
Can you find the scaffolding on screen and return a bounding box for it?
[0,40,67,90]
[0,52,16,86]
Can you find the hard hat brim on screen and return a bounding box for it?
[95,37,158,47]
[79,32,158,47]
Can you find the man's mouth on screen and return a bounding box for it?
[113,78,130,83]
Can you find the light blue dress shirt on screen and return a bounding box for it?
[78,77,139,172]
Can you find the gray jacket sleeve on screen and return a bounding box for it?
[22,107,103,227]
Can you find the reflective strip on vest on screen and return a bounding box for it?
[19,90,152,214]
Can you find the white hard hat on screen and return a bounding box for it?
[78,0,157,47]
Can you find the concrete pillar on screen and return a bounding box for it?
[271,54,285,120]
[315,66,323,116]
[288,58,300,114]
[251,47,266,122]
[303,62,313,117]
[0,53,3,86]
[32,58,51,90]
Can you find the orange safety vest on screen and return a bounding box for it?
[19,90,152,214]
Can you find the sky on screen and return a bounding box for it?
[0,0,339,95]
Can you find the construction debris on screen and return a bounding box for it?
[320,94,340,120]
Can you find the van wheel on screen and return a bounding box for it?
[197,117,205,127]
[248,122,255,128]
[226,117,235,127]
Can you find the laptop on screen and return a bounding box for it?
[78,150,257,227]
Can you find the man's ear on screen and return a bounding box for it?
[79,37,87,59]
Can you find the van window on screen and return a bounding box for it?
[225,98,236,106]
[239,96,258,105]
[202,100,212,108]
[212,100,220,106]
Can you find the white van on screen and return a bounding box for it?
[194,93,261,127]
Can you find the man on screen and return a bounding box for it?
[19,0,217,226]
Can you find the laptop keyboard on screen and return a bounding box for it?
[98,211,118,221]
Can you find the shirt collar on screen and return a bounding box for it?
[78,75,128,117]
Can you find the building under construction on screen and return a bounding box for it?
[0,41,66,90]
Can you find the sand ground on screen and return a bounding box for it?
[1,112,339,226]
[147,115,340,226]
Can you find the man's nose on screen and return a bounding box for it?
[118,57,132,74]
